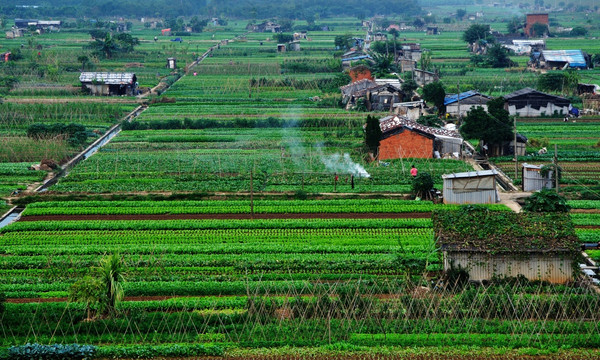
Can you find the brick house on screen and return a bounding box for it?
[524,13,548,37]
[378,116,463,159]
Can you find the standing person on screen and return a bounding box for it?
[410,165,418,177]
[351,175,355,189]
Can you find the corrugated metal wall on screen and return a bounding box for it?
[444,251,573,284]
[443,178,498,204]
[523,167,553,192]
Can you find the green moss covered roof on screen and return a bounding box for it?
[433,206,579,253]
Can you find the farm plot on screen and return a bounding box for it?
[51,127,474,194]
[491,120,600,197]
[2,206,600,356]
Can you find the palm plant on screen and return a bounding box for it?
[95,253,125,315]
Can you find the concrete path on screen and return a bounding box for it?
[498,191,531,213]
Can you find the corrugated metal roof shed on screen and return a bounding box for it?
[79,72,136,85]
[541,50,586,68]
[342,55,372,62]
[442,169,497,179]
[443,90,482,105]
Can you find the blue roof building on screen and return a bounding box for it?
[539,50,588,69]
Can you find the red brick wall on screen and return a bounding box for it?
[349,66,373,82]
[525,14,549,36]
[379,130,433,160]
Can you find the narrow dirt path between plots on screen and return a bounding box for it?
[19,212,432,222]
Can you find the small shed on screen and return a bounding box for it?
[522,163,553,192]
[277,44,287,53]
[537,50,589,69]
[503,88,570,117]
[166,57,177,69]
[288,41,301,51]
[161,28,171,36]
[426,26,439,35]
[79,72,138,96]
[444,91,491,117]
[434,209,578,284]
[442,170,499,204]
[5,29,24,39]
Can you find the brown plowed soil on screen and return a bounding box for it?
[19,212,432,222]
[571,209,600,213]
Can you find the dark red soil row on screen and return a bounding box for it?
[19,212,432,221]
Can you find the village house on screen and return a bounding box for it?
[502,39,545,55]
[340,79,402,111]
[503,88,570,117]
[435,209,579,284]
[413,69,438,87]
[14,19,62,32]
[79,72,138,96]
[378,116,463,159]
[531,50,590,69]
[524,13,548,37]
[444,91,491,117]
[5,28,25,39]
[393,100,426,121]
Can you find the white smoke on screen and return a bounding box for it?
[320,152,370,178]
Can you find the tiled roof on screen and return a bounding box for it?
[379,116,462,139]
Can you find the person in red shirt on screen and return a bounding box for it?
[410,165,418,177]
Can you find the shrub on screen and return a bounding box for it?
[523,189,571,213]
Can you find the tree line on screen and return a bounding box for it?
[0,0,421,20]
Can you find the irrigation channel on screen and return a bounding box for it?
[0,38,234,230]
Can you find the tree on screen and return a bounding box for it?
[188,16,207,33]
[69,253,125,320]
[462,24,493,44]
[69,276,103,321]
[537,73,565,92]
[77,55,90,71]
[89,33,119,59]
[274,33,294,43]
[364,115,382,155]
[96,253,125,316]
[523,189,570,212]
[530,22,548,37]
[570,26,587,36]
[507,17,523,34]
[335,33,353,50]
[401,78,418,97]
[113,33,139,53]
[456,9,467,20]
[388,28,399,63]
[369,52,395,77]
[486,43,515,68]
[416,114,443,127]
[460,104,512,146]
[420,50,432,71]
[422,81,446,115]
[412,172,434,200]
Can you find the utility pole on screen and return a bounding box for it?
[457,80,461,126]
[250,169,254,218]
[514,116,518,182]
[554,144,559,194]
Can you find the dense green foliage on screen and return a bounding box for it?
[434,206,580,252]
[523,189,571,213]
